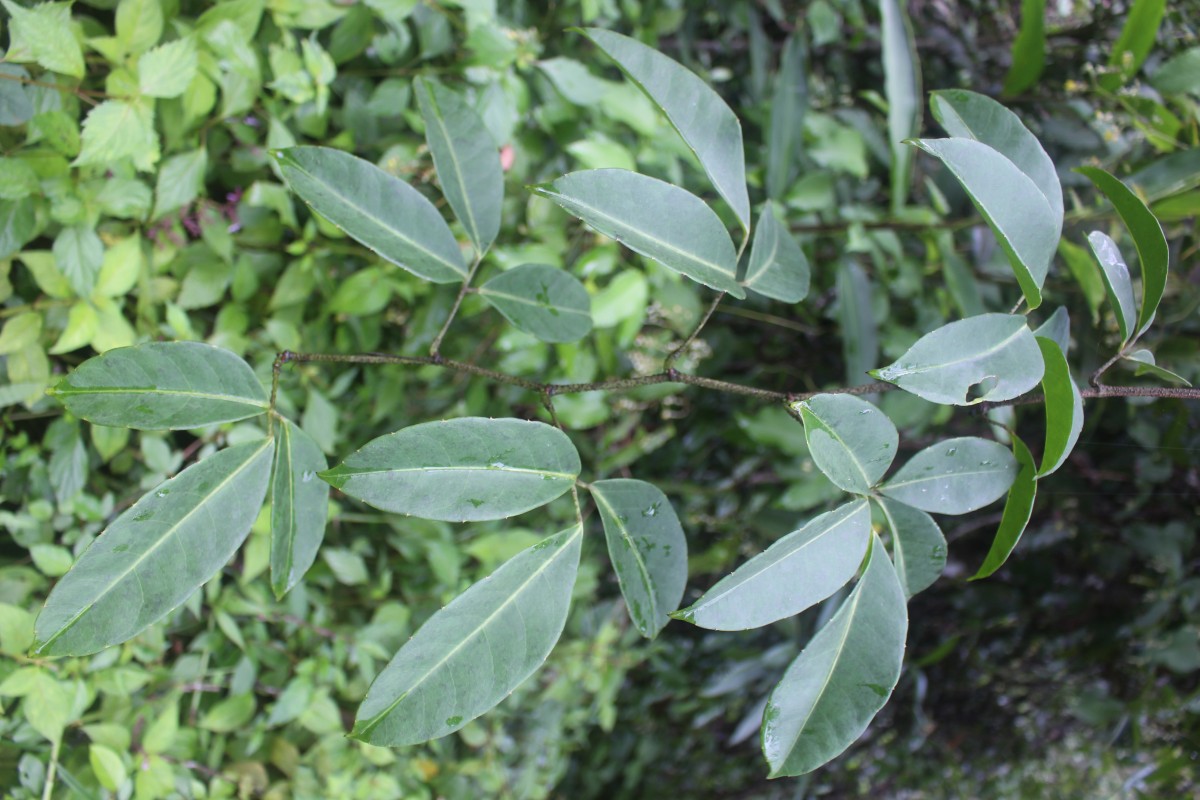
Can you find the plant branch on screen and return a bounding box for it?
[430,255,484,358]
[0,70,106,106]
[664,291,726,371]
[1090,349,1127,387]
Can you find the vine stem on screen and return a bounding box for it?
[430,254,484,358]
[42,736,60,800]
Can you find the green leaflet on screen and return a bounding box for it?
[321,417,580,522]
[879,0,921,211]
[590,480,688,639]
[1124,349,1192,386]
[880,436,1018,515]
[49,342,269,430]
[1086,231,1136,343]
[762,534,907,777]
[971,434,1037,580]
[534,169,744,298]
[766,35,807,201]
[874,497,946,599]
[270,419,330,599]
[1076,167,1169,337]
[352,525,582,746]
[415,78,503,256]
[1036,337,1084,477]
[741,203,810,302]
[34,439,275,656]
[837,260,878,386]
[1101,0,1166,90]
[478,264,593,343]
[795,394,898,494]
[673,500,870,631]
[912,138,1058,308]
[275,146,467,284]
[579,27,750,232]
[1002,0,1046,95]
[872,313,1043,406]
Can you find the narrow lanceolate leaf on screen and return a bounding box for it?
[930,89,1062,227]
[49,342,269,429]
[971,435,1036,580]
[591,480,688,639]
[795,394,898,494]
[352,525,582,746]
[320,417,580,522]
[880,436,1018,515]
[1002,0,1046,95]
[270,420,329,600]
[767,35,807,201]
[741,203,810,302]
[762,534,907,777]
[1102,0,1167,90]
[1076,167,1169,337]
[275,146,466,284]
[414,78,503,256]
[34,439,274,656]
[1124,349,1192,386]
[1036,337,1084,477]
[838,260,878,386]
[579,27,750,232]
[534,170,744,298]
[874,497,946,599]
[673,501,870,631]
[872,314,1043,406]
[912,139,1058,308]
[479,264,592,343]
[1087,231,1136,343]
[880,0,921,211]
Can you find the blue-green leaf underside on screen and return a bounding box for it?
[742,203,810,302]
[1087,231,1136,343]
[875,497,946,599]
[270,419,329,599]
[880,436,1018,515]
[797,393,898,494]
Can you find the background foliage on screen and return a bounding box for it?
[2,0,1199,797]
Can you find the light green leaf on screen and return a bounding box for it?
[1036,337,1084,477]
[94,237,144,298]
[0,198,36,260]
[0,158,40,200]
[762,534,907,777]
[767,34,807,201]
[321,417,580,522]
[880,0,921,211]
[880,436,1018,515]
[415,78,503,256]
[0,312,42,356]
[53,224,104,298]
[115,0,164,55]
[34,439,274,656]
[1,0,84,78]
[912,138,1057,308]
[1002,0,1046,95]
[153,148,207,219]
[971,434,1037,580]
[352,525,581,745]
[479,264,592,343]
[0,603,35,655]
[534,169,744,298]
[872,313,1043,405]
[49,341,269,429]
[1151,47,1200,96]
[1086,231,1135,343]
[1076,167,1169,337]
[874,497,946,598]
[673,500,870,631]
[89,745,127,792]
[795,394,898,494]
[1058,238,1106,323]
[270,419,329,599]
[1124,349,1192,386]
[741,202,810,302]
[1102,0,1166,90]
[200,693,256,733]
[579,28,750,232]
[591,479,688,639]
[138,37,198,99]
[75,100,159,172]
[23,670,72,741]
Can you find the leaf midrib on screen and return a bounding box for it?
[888,322,1026,377]
[479,286,590,318]
[337,464,577,480]
[883,464,1008,490]
[592,489,658,629]
[422,82,483,252]
[804,406,873,490]
[53,385,269,408]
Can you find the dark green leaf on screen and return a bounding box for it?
[415,78,503,256]
[478,264,592,343]
[49,342,269,429]
[534,169,744,298]
[880,436,1018,515]
[880,0,921,211]
[875,497,946,598]
[591,479,688,639]
[352,525,581,745]
[34,439,274,656]
[673,500,870,631]
[971,434,1036,580]
[275,146,466,283]
[762,534,907,777]
[767,35,807,200]
[321,417,580,522]
[795,394,897,494]
[1002,0,1046,95]
[580,28,750,231]
[270,420,330,599]
[1036,337,1084,477]
[836,260,878,386]
[741,203,810,302]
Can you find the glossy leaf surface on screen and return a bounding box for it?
[534,169,744,298]
[275,146,466,283]
[49,342,268,429]
[1036,337,1084,477]
[742,203,810,302]
[762,534,907,777]
[872,313,1043,406]
[320,418,580,522]
[35,439,274,656]
[479,264,592,343]
[880,436,1018,515]
[1087,231,1136,343]
[674,500,870,631]
[352,526,581,746]
[796,394,898,494]
[971,435,1037,580]
[875,497,946,599]
[270,420,329,599]
[591,480,687,639]
[580,28,750,231]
